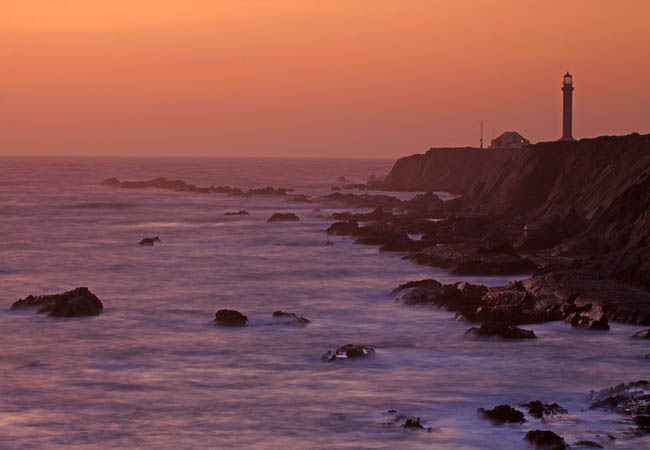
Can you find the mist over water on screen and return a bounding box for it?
[0,158,648,449]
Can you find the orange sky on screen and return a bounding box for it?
[2,0,649,157]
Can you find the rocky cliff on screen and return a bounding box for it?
[383,147,518,193]
[466,133,650,291]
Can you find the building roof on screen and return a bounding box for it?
[493,131,527,142]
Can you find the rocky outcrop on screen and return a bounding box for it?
[321,344,375,362]
[102,177,294,198]
[464,323,536,339]
[214,309,248,326]
[409,243,537,275]
[520,401,567,419]
[139,237,161,246]
[524,430,568,449]
[267,213,300,223]
[271,311,310,326]
[478,404,526,424]
[11,287,104,317]
[383,147,518,194]
[633,329,650,339]
[588,380,650,434]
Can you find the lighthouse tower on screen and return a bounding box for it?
[560,72,575,141]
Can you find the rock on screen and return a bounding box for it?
[635,414,650,432]
[267,213,300,223]
[392,279,444,305]
[524,430,568,449]
[139,236,161,246]
[321,344,375,362]
[271,311,310,326]
[225,210,249,216]
[574,440,604,448]
[588,380,650,429]
[214,309,248,326]
[326,221,359,236]
[632,328,650,339]
[520,401,567,419]
[11,287,103,317]
[402,417,431,431]
[244,186,291,196]
[478,404,526,424]
[355,224,417,252]
[286,194,312,203]
[465,323,536,339]
[336,176,351,183]
[565,311,610,330]
[410,243,537,276]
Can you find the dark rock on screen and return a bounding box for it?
[392,279,444,305]
[478,404,526,424]
[139,236,161,246]
[465,323,536,339]
[225,210,249,216]
[410,243,537,276]
[588,380,650,421]
[574,440,603,448]
[520,401,567,419]
[632,328,650,339]
[524,430,568,449]
[271,311,310,326]
[11,287,103,317]
[402,417,427,430]
[321,344,375,362]
[326,221,359,236]
[267,213,300,223]
[635,415,650,432]
[214,309,248,326]
[566,311,610,330]
[336,176,351,183]
[286,194,312,203]
[244,186,290,197]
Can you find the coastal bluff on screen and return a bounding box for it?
[383,147,519,193]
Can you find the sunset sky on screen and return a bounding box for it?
[2,0,649,158]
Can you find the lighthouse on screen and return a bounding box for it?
[560,72,575,141]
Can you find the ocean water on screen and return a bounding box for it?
[0,157,648,450]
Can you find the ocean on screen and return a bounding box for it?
[0,157,648,449]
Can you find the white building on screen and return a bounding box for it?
[490,131,530,149]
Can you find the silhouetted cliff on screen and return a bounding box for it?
[383,147,519,193]
[465,133,650,289]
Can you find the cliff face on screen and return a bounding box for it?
[467,134,650,220]
[466,133,650,290]
[383,147,518,194]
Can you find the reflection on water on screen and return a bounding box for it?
[0,157,648,449]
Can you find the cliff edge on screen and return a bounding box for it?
[383,147,519,193]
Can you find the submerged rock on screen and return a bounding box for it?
[321,344,375,362]
[139,236,161,246]
[574,440,604,448]
[465,323,536,340]
[478,404,526,424]
[267,213,300,223]
[214,309,248,326]
[11,287,103,317]
[520,401,567,419]
[632,328,650,339]
[524,430,568,449]
[271,311,310,326]
[225,210,249,216]
[588,380,650,434]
